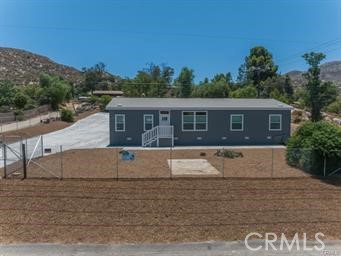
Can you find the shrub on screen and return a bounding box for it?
[13,93,28,109]
[0,105,11,113]
[325,97,341,114]
[286,121,341,175]
[14,109,24,121]
[214,149,243,159]
[99,95,112,111]
[23,101,37,110]
[60,109,74,122]
[89,95,99,105]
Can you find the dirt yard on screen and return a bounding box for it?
[19,148,310,179]
[0,177,340,244]
[1,108,99,140]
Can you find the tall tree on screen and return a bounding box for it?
[244,46,278,97]
[302,52,337,121]
[161,64,175,84]
[236,63,247,84]
[123,63,174,97]
[175,67,194,98]
[0,80,16,106]
[261,75,294,103]
[283,75,294,99]
[191,74,230,98]
[39,74,72,110]
[82,62,106,93]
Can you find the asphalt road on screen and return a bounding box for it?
[1,241,341,256]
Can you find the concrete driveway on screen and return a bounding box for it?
[41,112,109,150]
[0,113,109,168]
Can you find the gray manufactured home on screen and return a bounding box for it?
[106,98,293,147]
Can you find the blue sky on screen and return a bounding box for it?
[0,0,340,82]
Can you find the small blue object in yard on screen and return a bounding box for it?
[120,150,135,161]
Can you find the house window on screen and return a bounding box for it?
[230,114,244,131]
[143,114,154,131]
[115,114,125,132]
[269,114,282,131]
[182,111,207,131]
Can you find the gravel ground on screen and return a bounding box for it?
[0,177,340,244]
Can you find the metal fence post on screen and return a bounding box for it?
[22,143,27,180]
[116,147,119,181]
[3,143,7,178]
[41,135,44,157]
[170,146,172,180]
[323,154,326,177]
[271,148,274,178]
[222,146,225,179]
[60,145,63,180]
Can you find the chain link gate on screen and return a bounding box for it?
[26,135,61,179]
[1,135,61,179]
[0,135,26,178]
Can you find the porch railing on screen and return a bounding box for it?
[142,125,174,147]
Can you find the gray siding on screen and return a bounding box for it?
[109,109,291,146]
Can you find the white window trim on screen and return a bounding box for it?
[143,114,154,131]
[115,114,125,132]
[269,114,282,131]
[182,111,208,132]
[230,114,244,131]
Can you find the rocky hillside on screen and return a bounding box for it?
[287,61,341,89]
[0,47,83,85]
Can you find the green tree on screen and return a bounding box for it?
[123,71,153,97]
[175,67,194,98]
[325,97,341,114]
[230,85,257,98]
[39,74,72,110]
[99,95,112,111]
[302,52,337,121]
[244,46,278,97]
[261,76,294,103]
[236,63,247,84]
[82,62,106,93]
[122,63,174,97]
[192,74,230,98]
[283,75,294,99]
[13,93,28,109]
[20,84,41,102]
[286,121,341,175]
[0,80,16,106]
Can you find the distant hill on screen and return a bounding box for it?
[0,47,83,85]
[287,61,341,89]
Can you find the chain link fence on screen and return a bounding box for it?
[0,111,60,133]
[1,135,340,180]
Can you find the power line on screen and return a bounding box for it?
[0,24,318,44]
[277,38,341,65]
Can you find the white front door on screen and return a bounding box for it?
[159,111,170,126]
